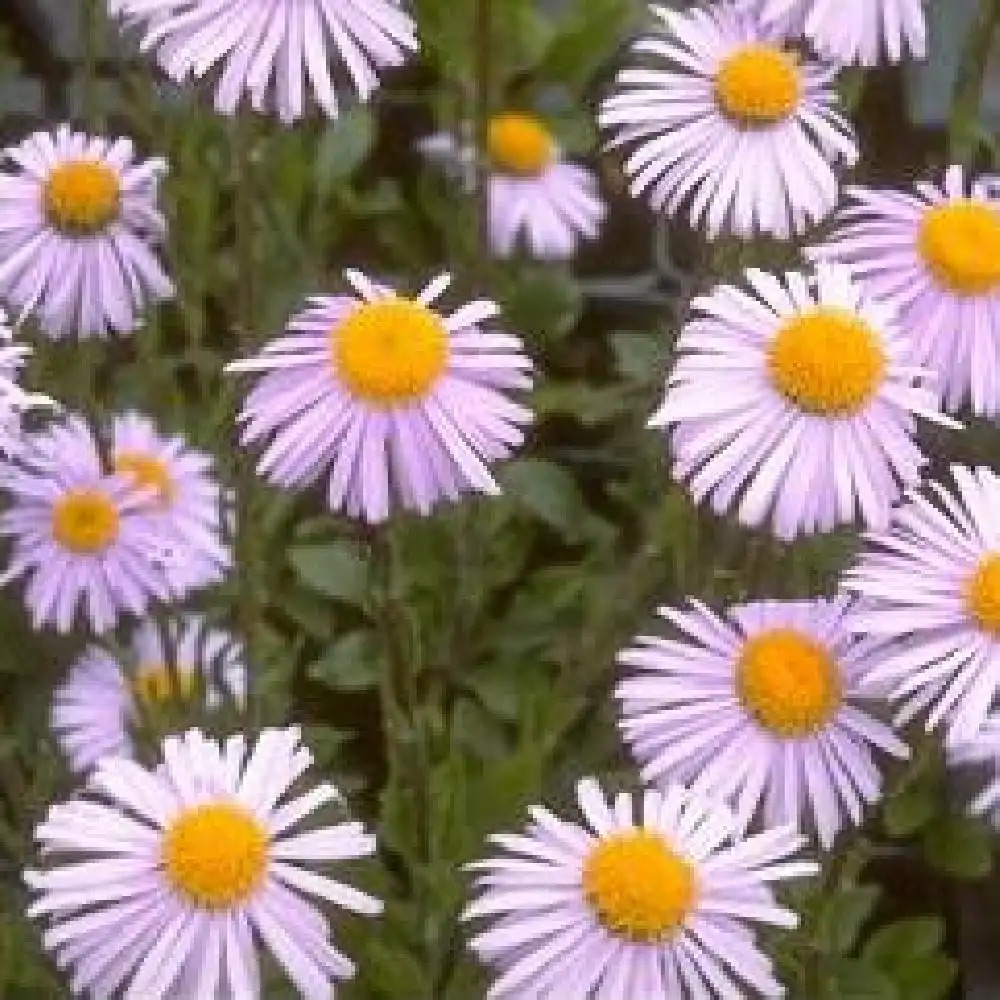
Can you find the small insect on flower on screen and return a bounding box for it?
[0,416,173,634]
[948,716,1000,829]
[27,727,381,1000]
[52,616,247,774]
[227,270,533,524]
[599,2,857,239]
[845,466,1000,745]
[0,124,173,338]
[422,112,606,259]
[106,0,418,124]
[618,598,909,850]
[465,777,817,998]
[739,0,926,66]
[651,264,958,539]
[809,166,1000,418]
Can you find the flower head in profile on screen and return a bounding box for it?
[809,166,1000,417]
[52,616,247,774]
[651,264,957,539]
[740,0,926,66]
[948,717,1000,828]
[27,727,380,999]
[845,466,1000,745]
[111,412,232,595]
[618,598,909,849]
[422,112,606,259]
[227,270,533,524]
[465,777,816,998]
[0,125,173,338]
[107,0,418,123]
[0,416,172,634]
[598,3,857,238]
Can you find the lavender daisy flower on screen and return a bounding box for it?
[227,270,533,523]
[52,616,247,774]
[0,306,56,455]
[618,598,909,849]
[465,777,817,999]
[598,3,857,239]
[107,0,418,124]
[0,125,173,338]
[845,466,1000,744]
[422,113,606,259]
[0,416,172,633]
[809,166,1000,417]
[740,0,926,65]
[948,716,1000,827]
[27,727,381,999]
[651,264,958,539]
[111,412,232,595]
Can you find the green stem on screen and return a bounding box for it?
[473,0,493,274]
[948,0,1000,164]
[81,0,101,131]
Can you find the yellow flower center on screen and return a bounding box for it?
[487,113,556,175]
[768,308,886,416]
[51,490,120,554]
[115,451,175,506]
[737,628,842,737]
[917,200,1000,296]
[581,829,696,941]
[162,802,268,909]
[715,44,801,124]
[966,554,1000,633]
[132,663,197,707]
[334,298,449,405]
[43,160,121,234]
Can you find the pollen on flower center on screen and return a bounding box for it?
[966,554,1000,633]
[334,298,449,405]
[581,829,696,941]
[737,628,842,737]
[487,113,556,175]
[51,490,120,554]
[132,663,197,706]
[115,452,175,506]
[918,199,1000,295]
[714,44,801,125]
[162,802,268,909]
[43,160,121,234]
[768,308,886,416]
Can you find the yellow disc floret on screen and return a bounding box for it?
[115,452,175,506]
[162,802,268,909]
[737,628,842,737]
[44,160,121,234]
[581,829,696,941]
[487,113,556,175]
[966,554,1000,634]
[132,663,197,706]
[334,298,449,405]
[918,199,1000,296]
[51,490,120,554]
[715,44,801,125]
[768,308,886,416]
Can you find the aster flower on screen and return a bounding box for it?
[739,0,926,66]
[422,113,606,259]
[598,3,857,239]
[845,465,1000,744]
[0,124,173,339]
[107,0,418,124]
[617,598,908,849]
[227,270,533,524]
[650,264,957,539]
[52,616,247,774]
[27,727,380,999]
[465,777,816,999]
[948,717,1000,827]
[808,166,1000,418]
[0,416,172,633]
[0,306,56,454]
[111,411,232,595]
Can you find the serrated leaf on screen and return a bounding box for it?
[288,541,369,606]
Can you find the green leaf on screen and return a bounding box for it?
[501,267,583,343]
[499,459,591,541]
[863,917,945,966]
[923,815,994,879]
[824,960,899,1000]
[314,105,374,190]
[288,540,369,607]
[815,885,881,955]
[307,632,382,691]
[360,939,431,999]
[610,331,663,382]
[889,953,957,1000]
[882,784,938,837]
